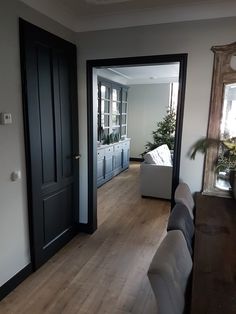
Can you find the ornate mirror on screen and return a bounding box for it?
[203,42,236,197]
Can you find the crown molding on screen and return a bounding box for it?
[20,0,236,33]
[20,0,78,31]
[75,1,236,32]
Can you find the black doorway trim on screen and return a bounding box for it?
[87,54,188,232]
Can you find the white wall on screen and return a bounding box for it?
[0,0,76,287]
[128,84,170,158]
[76,17,236,223]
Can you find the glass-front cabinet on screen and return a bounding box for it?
[97,78,130,187]
[98,78,128,143]
[121,89,128,138]
[97,81,110,141]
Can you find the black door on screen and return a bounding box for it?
[20,20,79,269]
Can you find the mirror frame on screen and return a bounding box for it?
[203,42,236,197]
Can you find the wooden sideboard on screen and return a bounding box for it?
[191,193,236,313]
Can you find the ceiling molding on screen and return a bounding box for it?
[126,77,179,85]
[20,0,236,32]
[86,0,131,4]
[20,0,79,31]
[97,65,179,85]
[75,1,236,32]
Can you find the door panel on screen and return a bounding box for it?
[105,154,113,180]
[43,186,73,246]
[58,55,73,178]
[37,46,57,186]
[114,152,122,169]
[20,20,79,269]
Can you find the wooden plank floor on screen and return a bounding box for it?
[0,162,170,314]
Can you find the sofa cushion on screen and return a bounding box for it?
[148,230,192,314]
[144,147,164,165]
[144,144,172,166]
[174,183,195,219]
[156,144,172,166]
[167,203,195,256]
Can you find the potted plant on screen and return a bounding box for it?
[189,137,236,198]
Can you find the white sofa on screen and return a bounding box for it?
[140,144,173,199]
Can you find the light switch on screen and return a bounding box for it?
[11,171,21,182]
[0,112,12,125]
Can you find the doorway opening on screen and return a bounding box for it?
[87,54,187,233]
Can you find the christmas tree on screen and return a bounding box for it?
[142,107,176,157]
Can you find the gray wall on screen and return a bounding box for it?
[0,0,76,287]
[128,84,170,158]
[76,17,236,223]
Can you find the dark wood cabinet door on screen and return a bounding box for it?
[20,20,79,269]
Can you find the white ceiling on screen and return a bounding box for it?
[97,64,180,85]
[20,0,236,32]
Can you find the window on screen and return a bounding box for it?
[169,82,179,112]
[97,78,128,143]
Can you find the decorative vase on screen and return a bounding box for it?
[229,170,236,199]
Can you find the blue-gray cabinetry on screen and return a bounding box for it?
[97,139,130,187]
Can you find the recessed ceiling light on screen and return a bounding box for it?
[86,0,131,4]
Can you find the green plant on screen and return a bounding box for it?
[189,137,236,172]
[141,107,176,157]
[102,132,120,145]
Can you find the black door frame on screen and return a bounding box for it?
[87,54,188,233]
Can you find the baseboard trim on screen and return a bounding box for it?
[0,263,32,301]
[130,157,144,162]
